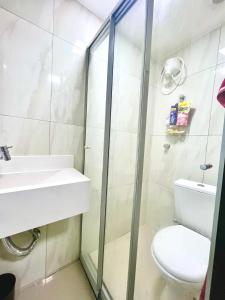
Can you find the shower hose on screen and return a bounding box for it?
[1,228,41,256]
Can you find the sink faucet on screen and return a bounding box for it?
[0,145,13,161]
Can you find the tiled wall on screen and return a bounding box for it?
[82,33,144,255]
[106,34,143,242]
[143,25,225,238]
[0,0,101,290]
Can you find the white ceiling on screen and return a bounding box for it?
[78,0,225,60]
[78,0,119,20]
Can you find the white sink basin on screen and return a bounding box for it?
[0,155,90,238]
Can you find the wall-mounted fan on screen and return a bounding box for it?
[160,57,186,95]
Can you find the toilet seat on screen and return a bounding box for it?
[152,225,210,283]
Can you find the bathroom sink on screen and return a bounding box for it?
[0,155,90,238]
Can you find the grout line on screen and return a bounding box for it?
[147,180,174,192]
[44,225,48,280]
[0,6,53,35]
[76,0,103,22]
[0,113,51,123]
[92,183,143,193]
[149,134,215,137]
[47,0,54,266]
[216,61,225,67]
[50,120,84,126]
[202,26,222,183]
[84,125,222,137]
[187,65,218,78]
[46,0,65,270]
[85,124,139,134]
[156,24,223,66]
[53,34,88,50]
[49,0,55,156]
[0,5,88,52]
[52,0,55,35]
[0,113,84,127]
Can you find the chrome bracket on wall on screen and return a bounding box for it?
[1,228,41,257]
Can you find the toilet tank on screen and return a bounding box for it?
[175,179,216,238]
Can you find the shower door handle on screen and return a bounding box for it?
[84,145,91,150]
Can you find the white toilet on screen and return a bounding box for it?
[151,179,216,300]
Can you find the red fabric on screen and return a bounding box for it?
[199,277,207,300]
[217,78,225,108]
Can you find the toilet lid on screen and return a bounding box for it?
[152,225,210,283]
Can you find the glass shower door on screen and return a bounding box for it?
[102,0,146,299]
[81,34,109,290]
[134,1,225,299]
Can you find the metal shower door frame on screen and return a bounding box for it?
[205,119,225,300]
[81,0,225,299]
[81,1,154,299]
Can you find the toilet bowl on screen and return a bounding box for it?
[152,225,210,300]
[151,179,216,300]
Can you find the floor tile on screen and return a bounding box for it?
[16,261,95,300]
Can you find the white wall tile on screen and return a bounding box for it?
[0,0,54,32]
[86,53,108,129]
[218,25,225,64]
[142,132,151,183]
[139,182,148,225]
[50,123,84,171]
[84,127,104,191]
[105,184,134,243]
[114,33,143,79]
[145,182,174,238]
[0,0,101,292]
[54,0,101,47]
[91,35,109,62]
[111,71,141,133]
[0,227,46,289]
[81,189,101,254]
[182,68,215,135]
[0,115,49,155]
[0,9,52,121]
[108,130,138,188]
[148,135,206,190]
[110,34,143,134]
[46,217,80,276]
[145,85,157,136]
[204,136,222,186]
[149,59,162,87]
[175,29,220,76]
[209,63,225,136]
[51,37,85,125]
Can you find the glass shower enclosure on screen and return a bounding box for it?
[81,0,153,299]
[81,0,225,299]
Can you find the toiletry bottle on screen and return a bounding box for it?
[169,103,178,125]
[176,95,191,127]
